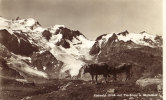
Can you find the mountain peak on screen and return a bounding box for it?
[140,31,147,34]
[107,33,118,44]
[117,30,129,36]
[49,25,65,34]
[96,34,107,41]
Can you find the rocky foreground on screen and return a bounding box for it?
[0,76,162,100]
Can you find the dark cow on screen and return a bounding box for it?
[109,63,132,81]
[83,62,110,83]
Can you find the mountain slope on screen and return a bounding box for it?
[0,17,95,82]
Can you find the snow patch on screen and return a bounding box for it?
[7,59,48,79]
[49,25,64,33]
[116,32,156,47]
[43,66,46,70]
[46,35,94,76]
[136,78,162,87]
[16,79,29,83]
[11,53,31,62]
[32,26,44,33]
[49,33,62,44]
[0,18,9,30]
[76,35,95,48]
[97,32,158,48]
[49,45,85,76]
[97,33,113,47]
[24,18,36,26]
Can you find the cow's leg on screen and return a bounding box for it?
[103,74,108,83]
[130,70,133,79]
[91,74,94,83]
[95,75,98,83]
[126,70,130,80]
[107,74,110,77]
[107,74,110,82]
[113,73,117,81]
[126,72,129,80]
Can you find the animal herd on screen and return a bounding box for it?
[81,62,132,83]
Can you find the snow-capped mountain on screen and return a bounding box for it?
[0,17,95,83]
[89,30,162,80]
[0,17,162,83]
[90,30,162,55]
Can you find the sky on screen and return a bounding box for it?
[0,0,162,40]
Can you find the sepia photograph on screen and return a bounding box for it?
[0,0,163,99]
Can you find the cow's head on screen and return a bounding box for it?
[78,64,90,79]
[83,64,91,74]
